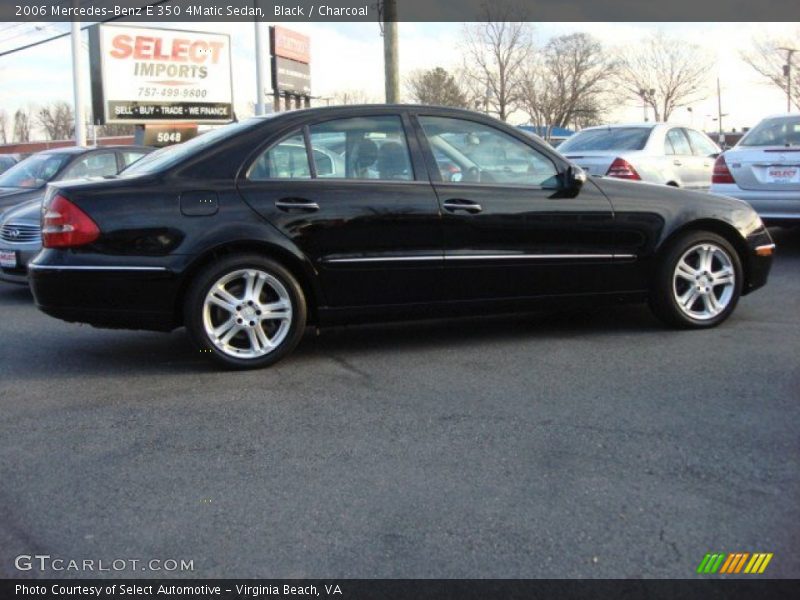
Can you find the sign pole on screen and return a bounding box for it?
[254,19,267,115]
[71,11,87,146]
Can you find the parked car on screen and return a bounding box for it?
[559,123,721,190]
[0,146,152,282]
[28,105,774,369]
[710,114,800,223]
[0,145,152,214]
[0,154,18,176]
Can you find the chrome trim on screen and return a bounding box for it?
[28,264,169,272]
[324,253,635,264]
[324,256,443,264]
[444,253,616,261]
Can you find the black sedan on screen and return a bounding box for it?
[29,106,775,369]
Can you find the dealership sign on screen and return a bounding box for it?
[89,24,233,124]
[269,26,311,96]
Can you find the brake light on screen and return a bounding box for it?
[42,194,100,248]
[712,154,736,184]
[606,157,641,180]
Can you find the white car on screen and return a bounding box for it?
[559,123,721,190]
[710,114,800,223]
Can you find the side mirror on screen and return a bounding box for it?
[555,165,586,199]
[566,165,586,189]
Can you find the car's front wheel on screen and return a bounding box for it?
[649,231,743,328]
[184,254,307,369]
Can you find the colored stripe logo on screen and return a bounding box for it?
[697,552,773,574]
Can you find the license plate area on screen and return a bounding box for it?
[765,166,800,184]
[0,249,17,269]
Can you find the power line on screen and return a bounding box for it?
[0,0,171,59]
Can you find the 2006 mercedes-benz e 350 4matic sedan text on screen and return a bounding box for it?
[29,106,775,369]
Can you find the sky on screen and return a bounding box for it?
[0,20,797,141]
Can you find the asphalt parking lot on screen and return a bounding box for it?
[0,228,798,579]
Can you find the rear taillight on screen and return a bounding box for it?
[712,154,736,184]
[606,157,641,180]
[42,194,100,248]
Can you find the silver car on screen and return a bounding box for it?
[710,114,800,223]
[559,123,721,190]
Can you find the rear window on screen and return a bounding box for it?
[739,116,800,147]
[559,127,652,153]
[120,118,267,176]
[0,153,70,189]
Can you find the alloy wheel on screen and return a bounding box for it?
[672,243,736,321]
[202,268,293,359]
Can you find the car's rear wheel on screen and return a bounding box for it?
[185,254,306,369]
[649,231,742,328]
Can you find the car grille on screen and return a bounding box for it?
[0,222,41,244]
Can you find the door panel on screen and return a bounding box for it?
[665,128,703,188]
[414,115,617,302]
[238,115,443,308]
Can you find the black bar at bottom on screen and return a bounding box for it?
[2,579,799,600]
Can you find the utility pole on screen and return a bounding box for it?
[382,0,399,103]
[71,2,86,147]
[254,19,267,115]
[717,78,724,146]
[778,47,796,112]
[638,88,654,122]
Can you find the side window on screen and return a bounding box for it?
[61,152,118,179]
[309,116,413,181]
[685,129,719,157]
[418,116,559,187]
[665,129,692,156]
[247,131,310,180]
[120,151,148,168]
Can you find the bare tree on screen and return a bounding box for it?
[37,101,75,140]
[0,110,8,144]
[612,32,712,122]
[405,67,470,108]
[741,29,800,110]
[96,123,136,137]
[460,1,533,121]
[13,108,31,143]
[520,33,612,136]
[327,89,378,105]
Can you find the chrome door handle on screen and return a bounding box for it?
[443,200,482,214]
[673,159,683,166]
[275,199,320,212]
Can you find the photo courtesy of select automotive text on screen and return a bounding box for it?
[0,0,799,598]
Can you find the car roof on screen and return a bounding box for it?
[251,104,524,122]
[38,145,152,156]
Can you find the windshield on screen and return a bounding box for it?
[0,153,70,189]
[739,116,800,147]
[121,118,267,176]
[559,127,652,153]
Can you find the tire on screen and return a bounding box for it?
[649,231,743,329]
[184,254,307,369]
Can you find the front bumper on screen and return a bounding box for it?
[741,227,775,296]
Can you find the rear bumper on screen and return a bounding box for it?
[710,186,800,222]
[29,255,181,331]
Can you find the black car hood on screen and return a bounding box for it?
[590,176,752,211]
